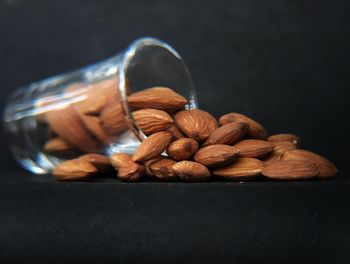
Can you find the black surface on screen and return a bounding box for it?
[1,0,350,263]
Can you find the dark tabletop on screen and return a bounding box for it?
[1,0,350,263]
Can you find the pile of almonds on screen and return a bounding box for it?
[49,85,338,182]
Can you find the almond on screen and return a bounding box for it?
[79,153,112,174]
[143,157,162,176]
[261,160,319,180]
[53,159,97,181]
[233,139,273,158]
[194,144,240,168]
[267,133,301,147]
[166,125,185,140]
[128,87,188,112]
[132,108,173,135]
[66,78,120,115]
[46,107,101,153]
[111,153,145,182]
[100,100,128,136]
[203,122,248,146]
[172,161,211,182]
[175,109,218,141]
[149,158,177,181]
[76,112,110,144]
[212,158,265,180]
[219,112,267,140]
[167,138,199,161]
[132,131,173,162]
[43,137,78,156]
[281,149,338,178]
[262,141,297,165]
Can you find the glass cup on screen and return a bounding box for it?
[3,37,197,174]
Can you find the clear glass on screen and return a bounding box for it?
[3,37,197,174]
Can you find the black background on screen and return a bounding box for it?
[0,0,350,263]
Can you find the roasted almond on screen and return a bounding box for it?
[172,161,211,182]
[143,157,162,176]
[149,158,177,181]
[46,107,101,153]
[167,138,199,161]
[175,109,218,141]
[133,131,173,162]
[53,159,97,181]
[128,87,188,112]
[281,149,338,178]
[76,112,110,144]
[212,158,264,180]
[43,137,78,156]
[262,141,297,165]
[132,108,173,135]
[203,122,248,146]
[100,101,128,136]
[111,153,145,182]
[79,153,112,174]
[233,139,273,158]
[267,133,301,147]
[166,125,185,140]
[219,112,267,140]
[194,144,240,168]
[261,160,319,180]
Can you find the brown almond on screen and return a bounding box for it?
[128,87,188,112]
[175,109,218,141]
[194,144,240,168]
[53,159,97,181]
[219,112,267,140]
[79,153,112,174]
[143,157,162,176]
[166,125,185,140]
[262,141,297,165]
[167,138,199,161]
[203,122,248,146]
[43,137,78,156]
[110,153,144,182]
[172,161,211,182]
[281,149,338,178]
[132,108,173,135]
[46,107,101,153]
[212,158,265,180]
[261,160,319,180]
[233,139,273,158]
[76,112,110,144]
[100,101,128,136]
[267,133,301,147]
[133,131,173,162]
[149,158,177,181]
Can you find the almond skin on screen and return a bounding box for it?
[79,153,112,174]
[76,112,110,144]
[212,158,265,180]
[262,141,297,165]
[261,160,319,180]
[46,107,101,153]
[128,87,188,112]
[267,133,301,147]
[219,112,267,140]
[194,144,240,168]
[132,108,173,135]
[167,138,199,161]
[143,157,162,176]
[133,131,173,162]
[172,161,211,182]
[166,125,185,140]
[203,122,248,146]
[281,149,338,178]
[233,139,273,158]
[43,137,78,156]
[149,158,177,181]
[110,153,145,182]
[100,101,128,136]
[175,109,218,141]
[53,159,98,181]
